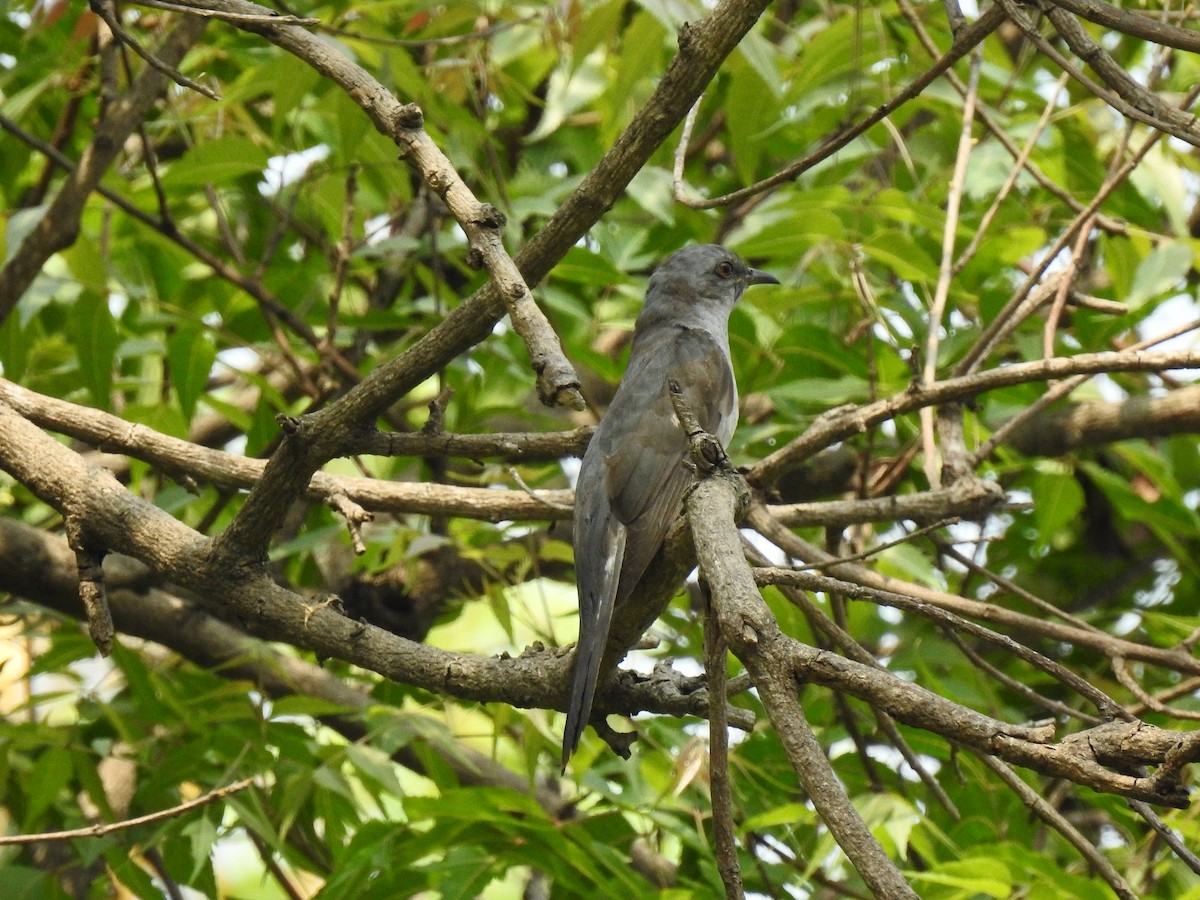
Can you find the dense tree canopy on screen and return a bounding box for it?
[4,0,1200,896]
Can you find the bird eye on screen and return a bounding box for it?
[715,261,735,278]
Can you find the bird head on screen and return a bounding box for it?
[644,244,779,317]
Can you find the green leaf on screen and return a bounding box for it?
[741,802,815,831]
[0,312,27,381]
[344,743,405,798]
[1102,234,1139,300]
[1029,464,1084,551]
[167,325,216,421]
[24,746,73,829]
[909,860,1012,898]
[69,292,117,408]
[726,59,774,184]
[162,136,271,188]
[4,204,45,265]
[182,814,219,882]
[624,165,675,225]
[862,231,939,281]
[1128,241,1193,308]
[0,866,51,899]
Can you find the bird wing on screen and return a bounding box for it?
[601,325,737,604]
[562,325,735,769]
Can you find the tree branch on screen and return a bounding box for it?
[1004,384,1200,457]
[0,517,570,816]
[750,349,1200,487]
[686,470,919,897]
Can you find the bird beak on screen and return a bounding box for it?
[745,267,780,287]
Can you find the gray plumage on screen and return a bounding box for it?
[562,244,779,769]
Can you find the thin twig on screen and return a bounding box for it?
[751,349,1200,487]
[896,0,1125,234]
[0,113,362,384]
[672,97,704,203]
[956,78,1200,377]
[673,5,1005,209]
[930,536,1100,633]
[921,48,981,488]
[755,566,1131,721]
[327,492,373,555]
[746,503,1200,679]
[1045,3,1200,144]
[327,164,359,348]
[130,0,320,25]
[953,72,1070,275]
[320,14,534,48]
[0,777,255,845]
[968,316,1200,467]
[979,756,1138,899]
[90,0,220,99]
[998,0,1200,148]
[946,628,1102,725]
[1128,799,1200,877]
[792,519,959,572]
[740,537,961,819]
[1113,657,1200,722]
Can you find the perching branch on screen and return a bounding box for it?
[0,401,745,730]
[686,469,920,897]
[0,776,254,845]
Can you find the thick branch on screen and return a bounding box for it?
[0,517,568,814]
[687,471,919,897]
[768,478,1004,527]
[692,480,1193,807]
[1045,0,1200,52]
[0,404,726,728]
[1004,385,1200,456]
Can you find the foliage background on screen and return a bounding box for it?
[2,0,1200,896]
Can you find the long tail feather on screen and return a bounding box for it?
[561,620,606,772]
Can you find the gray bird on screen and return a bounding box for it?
[562,244,779,769]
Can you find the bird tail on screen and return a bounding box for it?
[561,616,605,773]
[563,488,624,771]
